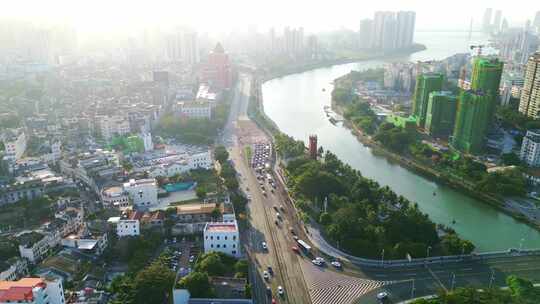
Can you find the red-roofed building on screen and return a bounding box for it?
[203,220,240,258]
[0,277,64,304]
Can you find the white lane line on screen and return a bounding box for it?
[462,268,473,271]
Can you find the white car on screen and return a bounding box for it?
[261,242,268,250]
[277,286,284,296]
[331,261,342,268]
[263,270,269,280]
[189,255,195,263]
[376,291,389,301]
[315,257,325,264]
[311,259,323,266]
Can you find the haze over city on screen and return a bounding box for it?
[1,2,540,304]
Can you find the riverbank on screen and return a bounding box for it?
[331,99,540,231]
[260,44,426,82]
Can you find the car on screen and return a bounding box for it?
[289,228,296,235]
[276,212,281,219]
[270,188,274,193]
[263,270,270,280]
[262,242,268,250]
[292,235,299,241]
[279,205,285,211]
[275,220,279,226]
[273,206,279,211]
[271,299,277,304]
[315,257,325,264]
[189,255,195,263]
[376,291,389,301]
[277,286,284,296]
[331,261,342,268]
[266,286,272,297]
[312,259,323,266]
[292,246,300,253]
[267,266,273,275]
[262,191,267,196]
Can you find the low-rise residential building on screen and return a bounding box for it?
[0,258,28,281]
[0,277,65,304]
[97,115,131,141]
[1,128,27,162]
[123,178,158,209]
[0,180,45,206]
[203,221,240,258]
[17,232,54,264]
[520,129,540,167]
[175,101,212,119]
[172,203,223,235]
[144,151,213,178]
[100,186,130,209]
[112,211,143,237]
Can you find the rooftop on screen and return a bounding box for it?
[177,203,219,215]
[0,278,45,302]
[205,222,237,233]
[17,232,45,247]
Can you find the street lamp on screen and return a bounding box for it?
[489,268,495,289]
[426,246,432,258]
[410,278,416,299]
[450,273,456,291]
[519,238,525,252]
[381,249,385,266]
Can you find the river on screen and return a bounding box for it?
[262,31,540,252]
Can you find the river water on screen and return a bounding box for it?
[262,31,540,252]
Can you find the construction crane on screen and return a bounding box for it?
[416,60,434,75]
[470,44,486,56]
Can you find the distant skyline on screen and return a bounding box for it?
[0,0,536,35]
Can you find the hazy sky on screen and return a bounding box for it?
[1,0,537,34]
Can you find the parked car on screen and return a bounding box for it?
[376,291,389,302]
[262,242,268,250]
[267,266,273,275]
[292,246,300,253]
[277,286,284,296]
[263,270,270,280]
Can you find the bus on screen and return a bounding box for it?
[297,240,311,253]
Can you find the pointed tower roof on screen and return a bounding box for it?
[213,43,225,53]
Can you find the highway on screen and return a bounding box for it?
[225,73,540,304]
[224,74,311,304]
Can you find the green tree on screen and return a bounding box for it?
[132,261,175,304]
[196,186,207,199]
[214,146,229,164]
[319,212,332,225]
[177,272,214,298]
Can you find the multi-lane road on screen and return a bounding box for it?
[223,73,540,304]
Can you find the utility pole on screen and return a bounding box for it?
[381,249,385,266]
[411,278,416,299]
[450,273,456,291]
[519,238,525,252]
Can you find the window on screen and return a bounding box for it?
[232,250,236,255]
[217,236,220,240]
[217,244,220,248]
[205,236,208,240]
[210,236,213,240]
[224,236,228,240]
[211,244,214,248]
[233,244,236,248]
[223,244,227,248]
[233,236,237,240]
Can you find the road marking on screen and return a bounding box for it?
[462,268,473,271]
[427,267,448,292]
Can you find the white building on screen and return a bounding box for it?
[123,178,158,208]
[98,115,131,140]
[141,132,153,152]
[520,129,540,167]
[0,258,28,281]
[176,101,212,119]
[2,128,27,162]
[101,186,130,209]
[146,151,213,178]
[17,232,54,264]
[203,220,240,258]
[0,277,65,304]
[41,140,62,164]
[110,211,143,237]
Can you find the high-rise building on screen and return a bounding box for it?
[470,57,503,120]
[395,11,416,49]
[534,11,540,33]
[520,129,540,167]
[359,19,374,49]
[451,90,492,154]
[368,11,415,51]
[412,73,444,128]
[166,29,199,65]
[482,8,493,33]
[493,10,502,33]
[519,52,540,118]
[425,91,457,138]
